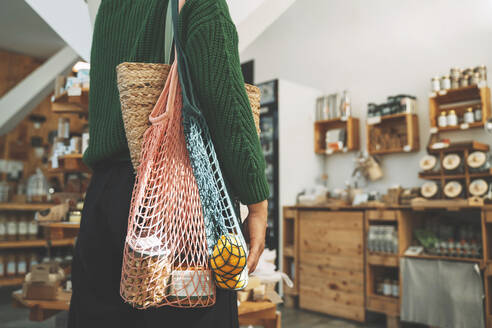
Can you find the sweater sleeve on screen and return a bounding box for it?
[180,0,269,205]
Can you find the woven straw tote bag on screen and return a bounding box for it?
[118,65,260,171]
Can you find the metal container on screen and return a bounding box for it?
[450,67,461,80]
[475,65,487,83]
[471,72,480,85]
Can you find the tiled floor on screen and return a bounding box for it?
[1,286,390,328]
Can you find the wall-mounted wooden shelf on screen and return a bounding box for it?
[367,113,419,155]
[0,203,53,211]
[0,277,24,287]
[314,117,360,155]
[367,253,399,267]
[51,88,89,116]
[0,238,75,250]
[429,85,491,133]
[50,154,90,174]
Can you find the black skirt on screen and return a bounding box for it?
[68,160,238,328]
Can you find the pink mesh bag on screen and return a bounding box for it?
[120,62,215,309]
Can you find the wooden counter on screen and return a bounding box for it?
[283,204,492,328]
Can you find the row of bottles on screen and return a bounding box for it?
[0,247,73,277]
[0,212,39,241]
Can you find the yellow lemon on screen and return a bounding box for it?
[215,273,246,290]
[210,235,246,277]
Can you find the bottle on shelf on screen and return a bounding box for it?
[0,213,6,242]
[18,214,28,241]
[6,253,16,276]
[7,213,18,241]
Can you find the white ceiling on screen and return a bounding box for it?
[0,0,65,59]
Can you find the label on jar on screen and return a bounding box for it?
[444,181,462,198]
[17,261,26,274]
[7,221,17,235]
[460,123,469,130]
[7,261,15,275]
[467,151,487,168]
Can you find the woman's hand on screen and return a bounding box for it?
[245,199,268,273]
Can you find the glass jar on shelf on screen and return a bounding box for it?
[6,213,18,241]
[0,213,6,242]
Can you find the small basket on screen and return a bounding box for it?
[116,62,172,171]
[245,84,261,136]
[117,62,261,171]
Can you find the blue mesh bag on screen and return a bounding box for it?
[171,0,248,290]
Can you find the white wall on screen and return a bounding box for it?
[242,0,492,194]
[278,80,323,206]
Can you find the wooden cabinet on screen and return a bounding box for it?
[298,210,365,322]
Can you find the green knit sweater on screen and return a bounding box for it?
[84,0,269,204]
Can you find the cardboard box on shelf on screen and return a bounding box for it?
[22,263,64,301]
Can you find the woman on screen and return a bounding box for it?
[68,0,269,327]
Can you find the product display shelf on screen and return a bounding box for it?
[365,209,402,324]
[0,238,75,250]
[281,207,299,307]
[51,88,89,116]
[419,168,492,180]
[429,85,491,133]
[49,154,90,174]
[314,117,360,155]
[403,254,483,265]
[283,205,492,327]
[367,253,399,267]
[0,277,24,287]
[419,142,491,199]
[0,203,53,211]
[366,113,420,155]
[12,290,71,321]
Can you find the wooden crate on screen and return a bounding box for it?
[367,113,420,155]
[298,210,365,322]
[314,117,360,154]
[429,86,491,133]
[282,207,299,303]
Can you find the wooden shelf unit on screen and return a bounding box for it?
[51,88,89,116]
[0,203,54,211]
[284,205,492,327]
[0,238,75,250]
[50,154,90,174]
[367,113,419,155]
[429,85,491,133]
[419,142,491,199]
[0,276,25,287]
[282,207,299,303]
[314,117,360,155]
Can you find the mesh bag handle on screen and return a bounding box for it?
[171,0,249,290]
[120,59,215,308]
